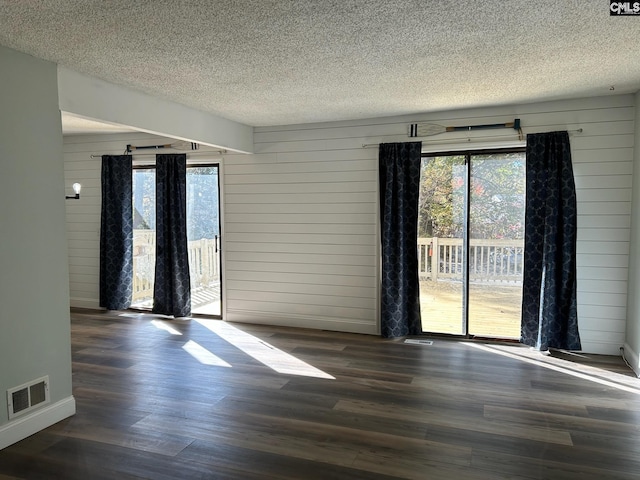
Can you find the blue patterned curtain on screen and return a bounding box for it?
[152,154,191,317]
[100,155,133,310]
[521,131,581,351]
[379,142,422,338]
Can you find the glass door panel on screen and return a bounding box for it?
[418,155,467,334]
[131,168,156,309]
[186,165,222,316]
[468,153,525,338]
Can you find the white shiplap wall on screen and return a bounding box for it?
[223,134,379,334]
[63,132,224,309]
[225,94,635,354]
[64,94,635,355]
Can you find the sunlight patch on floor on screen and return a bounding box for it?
[182,340,231,367]
[151,319,183,335]
[196,319,335,379]
[465,342,640,395]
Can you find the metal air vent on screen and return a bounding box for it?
[7,376,50,419]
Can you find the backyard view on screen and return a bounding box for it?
[418,151,525,338]
[131,165,221,316]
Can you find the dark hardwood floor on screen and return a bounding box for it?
[2,309,640,479]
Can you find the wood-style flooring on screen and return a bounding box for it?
[1,309,640,479]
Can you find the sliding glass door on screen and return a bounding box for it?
[418,149,525,338]
[131,163,222,317]
[186,166,222,316]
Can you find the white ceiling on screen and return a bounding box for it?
[1,1,639,133]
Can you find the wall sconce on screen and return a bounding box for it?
[66,183,81,200]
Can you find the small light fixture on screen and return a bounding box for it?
[66,183,81,200]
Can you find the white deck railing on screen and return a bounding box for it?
[418,237,524,284]
[132,233,522,302]
[132,230,220,303]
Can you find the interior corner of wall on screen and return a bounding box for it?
[623,342,640,378]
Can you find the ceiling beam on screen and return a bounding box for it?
[57,66,253,154]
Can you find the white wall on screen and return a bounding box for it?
[0,45,74,448]
[224,129,379,334]
[625,92,640,374]
[65,94,635,355]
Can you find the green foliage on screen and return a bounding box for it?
[418,153,525,240]
[470,153,525,240]
[418,156,465,238]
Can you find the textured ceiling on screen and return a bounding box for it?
[1,1,639,129]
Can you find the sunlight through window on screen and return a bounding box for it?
[465,342,640,395]
[151,320,183,335]
[196,320,335,379]
[182,340,231,367]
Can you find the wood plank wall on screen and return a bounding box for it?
[64,94,635,355]
[223,128,380,334]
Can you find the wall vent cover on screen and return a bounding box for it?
[7,375,50,419]
[404,339,434,346]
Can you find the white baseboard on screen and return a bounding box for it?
[623,343,640,378]
[0,396,76,451]
[70,297,101,309]
[226,308,379,335]
[578,341,628,356]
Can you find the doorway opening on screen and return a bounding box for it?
[131,163,222,317]
[418,149,525,338]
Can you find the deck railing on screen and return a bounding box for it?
[132,233,522,302]
[418,237,524,284]
[132,230,220,303]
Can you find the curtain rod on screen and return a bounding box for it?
[90,150,226,158]
[362,128,584,148]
